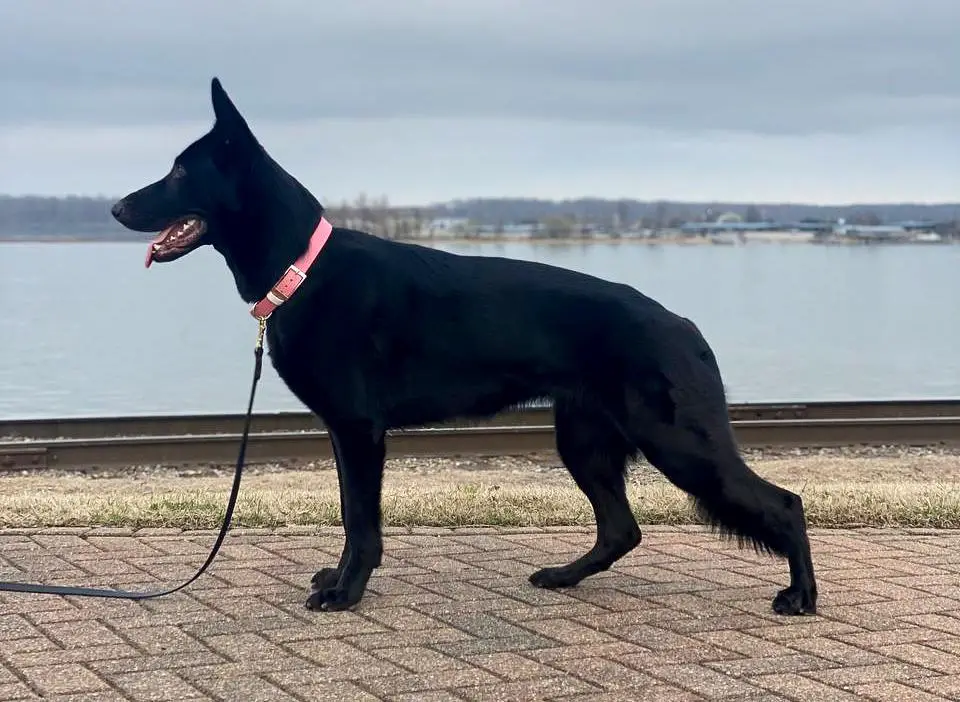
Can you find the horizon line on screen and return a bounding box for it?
[1,193,959,210]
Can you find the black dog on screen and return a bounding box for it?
[112,78,818,615]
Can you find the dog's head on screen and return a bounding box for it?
[112,78,259,268]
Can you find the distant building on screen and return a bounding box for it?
[715,212,743,224]
[678,221,778,234]
[501,222,540,236]
[428,217,470,235]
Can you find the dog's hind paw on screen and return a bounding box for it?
[772,585,817,616]
[528,566,581,589]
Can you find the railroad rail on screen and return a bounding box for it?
[1,399,958,471]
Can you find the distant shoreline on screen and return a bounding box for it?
[0,232,952,246]
[2,235,764,246]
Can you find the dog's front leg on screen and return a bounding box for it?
[306,422,385,612]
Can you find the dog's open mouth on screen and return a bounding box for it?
[145,217,207,268]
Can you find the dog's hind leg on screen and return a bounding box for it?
[529,399,641,589]
[305,421,385,612]
[638,425,817,616]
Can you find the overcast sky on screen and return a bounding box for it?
[1,0,958,205]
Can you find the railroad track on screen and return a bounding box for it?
[1,399,958,471]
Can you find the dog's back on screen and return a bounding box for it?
[273,227,691,429]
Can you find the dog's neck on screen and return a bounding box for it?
[217,152,327,304]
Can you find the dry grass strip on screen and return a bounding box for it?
[3,481,960,529]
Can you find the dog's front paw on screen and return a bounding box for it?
[305,586,362,612]
[309,567,340,592]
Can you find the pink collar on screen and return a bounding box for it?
[249,216,333,320]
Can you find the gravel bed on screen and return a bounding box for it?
[2,444,958,482]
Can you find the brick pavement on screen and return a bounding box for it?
[2,526,960,701]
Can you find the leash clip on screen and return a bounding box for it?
[255,316,268,351]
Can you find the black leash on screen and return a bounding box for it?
[0,318,268,600]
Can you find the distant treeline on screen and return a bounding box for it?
[434,198,960,228]
[1,194,958,240]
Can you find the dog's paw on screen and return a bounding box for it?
[772,585,817,616]
[309,567,340,592]
[529,566,580,589]
[305,586,361,612]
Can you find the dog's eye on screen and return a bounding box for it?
[171,164,187,179]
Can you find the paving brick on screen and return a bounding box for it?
[902,614,960,637]
[705,653,838,677]
[924,638,960,656]
[0,682,38,701]
[750,672,864,701]
[662,612,773,635]
[34,619,126,648]
[0,665,16,685]
[618,643,742,668]
[363,605,448,630]
[8,644,140,669]
[526,641,648,663]
[281,638,406,679]
[201,632,307,672]
[87,651,226,675]
[375,646,468,673]
[498,602,607,623]
[837,627,944,648]
[267,664,407,691]
[0,614,42,640]
[188,672,299,701]
[109,669,202,701]
[647,662,767,698]
[854,680,954,702]
[436,611,534,639]
[522,618,616,645]
[910,674,960,699]
[694,630,797,658]
[389,692,468,702]
[46,693,135,702]
[554,686,716,702]
[7,528,960,702]
[296,681,380,702]
[876,643,960,675]
[785,636,891,666]
[18,664,109,696]
[118,624,211,655]
[464,651,561,681]
[455,675,600,701]
[363,667,503,697]
[611,624,705,650]
[434,633,557,658]
[805,661,934,687]
[553,656,659,690]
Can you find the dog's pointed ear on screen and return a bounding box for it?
[210,77,252,140]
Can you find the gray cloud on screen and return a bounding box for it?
[1,0,958,202]
[2,0,958,134]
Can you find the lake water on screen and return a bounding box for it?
[1,240,958,419]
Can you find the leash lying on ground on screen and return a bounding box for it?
[0,319,267,600]
[0,216,333,600]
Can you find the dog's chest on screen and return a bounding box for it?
[264,315,387,415]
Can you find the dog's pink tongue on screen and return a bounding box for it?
[144,231,166,269]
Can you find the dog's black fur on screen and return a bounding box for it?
[112,78,818,615]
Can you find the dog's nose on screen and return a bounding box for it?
[110,201,125,220]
